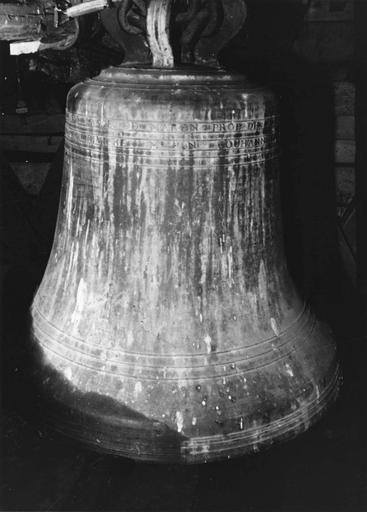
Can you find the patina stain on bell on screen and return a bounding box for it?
[30,0,340,463]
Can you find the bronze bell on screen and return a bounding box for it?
[30,0,340,463]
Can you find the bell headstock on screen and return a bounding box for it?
[101,0,247,68]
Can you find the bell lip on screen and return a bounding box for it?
[29,347,341,464]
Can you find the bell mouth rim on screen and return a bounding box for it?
[30,356,341,464]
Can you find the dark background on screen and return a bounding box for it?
[1,0,366,510]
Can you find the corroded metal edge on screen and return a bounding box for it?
[181,364,342,463]
[90,65,253,86]
[30,329,341,464]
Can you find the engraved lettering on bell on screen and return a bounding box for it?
[31,67,340,463]
[30,0,340,464]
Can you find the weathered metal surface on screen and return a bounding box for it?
[100,0,247,67]
[0,1,87,52]
[30,66,340,463]
[147,0,174,68]
[0,2,43,41]
[178,0,247,67]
